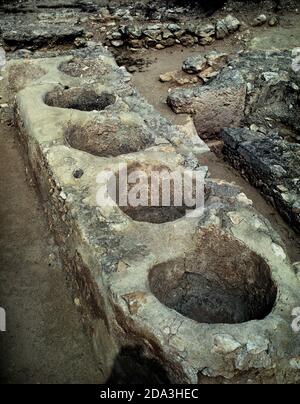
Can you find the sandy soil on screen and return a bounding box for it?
[0,84,104,384]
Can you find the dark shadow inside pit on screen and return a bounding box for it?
[44,86,116,112]
[149,227,277,324]
[108,163,201,224]
[106,345,170,384]
[65,121,154,157]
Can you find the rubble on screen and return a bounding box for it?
[168,50,300,141]
[216,15,241,39]
[168,49,300,232]
[167,69,246,139]
[206,50,228,68]
[182,55,207,74]
[181,51,228,78]
[221,128,300,233]
[107,14,240,50]
[159,70,200,85]
[229,50,300,143]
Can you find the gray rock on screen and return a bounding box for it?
[126,26,142,39]
[180,35,196,47]
[262,71,280,82]
[206,51,228,68]
[168,69,246,139]
[216,15,241,39]
[199,36,215,46]
[185,23,197,36]
[143,29,162,40]
[221,127,300,232]
[182,55,207,74]
[111,40,124,48]
[224,15,241,33]
[111,31,123,40]
[253,14,267,27]
[2,25,84,50]
[167,23,181,33]
[174,29,186,39]
[195,24,216,38]
[216,20,228,39]
[268,16,279,27]
[145,24,162,31]
[162,29,174,40]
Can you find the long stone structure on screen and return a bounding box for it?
[5,46,300,383]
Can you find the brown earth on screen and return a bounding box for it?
[0,82,104,384]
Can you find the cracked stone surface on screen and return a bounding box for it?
[167,50,300,142]
[167,49,300,234]
[167,68,247,139]
[229,50,300,143]
[4,44,300,383]
[221,128,300,233]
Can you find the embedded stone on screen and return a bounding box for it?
[182,55,207,74]
[253,15,267,27]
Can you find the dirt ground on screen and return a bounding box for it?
[0,83,104,384]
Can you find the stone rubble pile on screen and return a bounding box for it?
[106,15,241,49]
[167,49,300,230]
[159,50,229,87]
[222,128,300,233]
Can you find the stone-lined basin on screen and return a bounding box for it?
[44,86,116,112]
[65,120,155,158]
[149,227,277,324]
[108,163,201,224]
